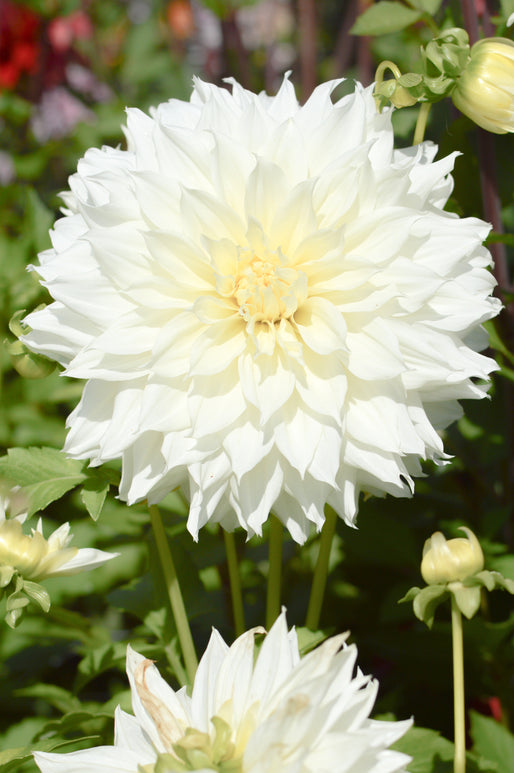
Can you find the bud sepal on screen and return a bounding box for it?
[400,528,514,627]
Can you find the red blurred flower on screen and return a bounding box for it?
[0,0,41,89]
[48,11,93,53]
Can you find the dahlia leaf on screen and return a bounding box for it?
[0,447,86,516]
[351,2,422,36]
[80,476,110,521]
[409,0,443,14]
[391,725,454,772]
[470,710,514,773]
[0,738,100,773]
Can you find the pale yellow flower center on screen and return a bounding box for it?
[139,716,243,773]
[0,519,77,581]
[232,252,307,324]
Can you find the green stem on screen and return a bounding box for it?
[224,530,245,637]
[413,102,431,145]
[451,597,466,773]
[305,507,337,630]
[266,515,283,629]
[149,504,198,685]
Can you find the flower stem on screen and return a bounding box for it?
[451,596,466,773]
[224,529,245,637]
[149,504,198,685]
[413,102,431,145]
[306,506,337,630]
[266,515,283,629]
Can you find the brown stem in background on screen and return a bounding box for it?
[221,11,252,89]
[461,0,480,44]
[356,0,373,86]
[297,0,317,101]
[462,0,514,547]
[331,0,358,78]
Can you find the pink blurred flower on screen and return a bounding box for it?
[31,86,95,142]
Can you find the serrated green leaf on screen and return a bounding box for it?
[470,711,514,773]
[351,2,422,36]
[0,447,86,516]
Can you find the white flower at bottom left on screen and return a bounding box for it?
[34,611,412,773]
[0,489,117,627]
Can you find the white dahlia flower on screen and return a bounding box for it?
[0,492,116,582]
[23,76,500,542]
[0,489,116,626]
[34,611,412,773]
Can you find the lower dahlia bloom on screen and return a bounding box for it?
[34,612,412,773]
[23,76,500,541]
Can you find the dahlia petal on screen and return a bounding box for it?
[114,706,156,755]
[294,296,348,355]
[34,747,142,772]
[23,74,500,542]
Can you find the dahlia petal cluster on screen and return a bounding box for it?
[34,612,412,773]
[0,490,115,581]
[0,489,116,626]
[23,75,500,542]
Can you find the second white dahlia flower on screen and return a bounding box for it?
[34,612,412,773]
[23,75,500,541]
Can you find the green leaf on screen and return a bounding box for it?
[470,711,514,773]
[0,738,100,772]
[412,585,449,628]
[15,683,82,715]
[411,0,443,13]
[23,581,51,612]
[80,476,110,521]
[391,725,454,773]
[453,585,481,619]
[0,447,86,516]
[296,626,331,656]
[351,2,423,36]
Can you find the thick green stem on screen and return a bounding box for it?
[413,102,431,145]
[224,530,245,637]
[305,507,337,630]
[266,515,283,629]
[149,504,198,685]
[451,597,466,773]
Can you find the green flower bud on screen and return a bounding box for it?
[452,37,514,133]
[421,527,484,585]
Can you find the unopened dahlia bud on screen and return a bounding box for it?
[452,37,514,133]
[421,527,484,585]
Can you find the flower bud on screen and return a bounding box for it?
[421,527,484,585]
[451,37,514,133]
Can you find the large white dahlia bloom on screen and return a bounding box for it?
[34,612,412,773]
[23,76,500,542]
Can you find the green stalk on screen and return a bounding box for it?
[266,515,283,629]
[149,504,198,685]
[451,597,466,773]
[305,506,337,630]
[224,529,245,637]
[413,102,431,145]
